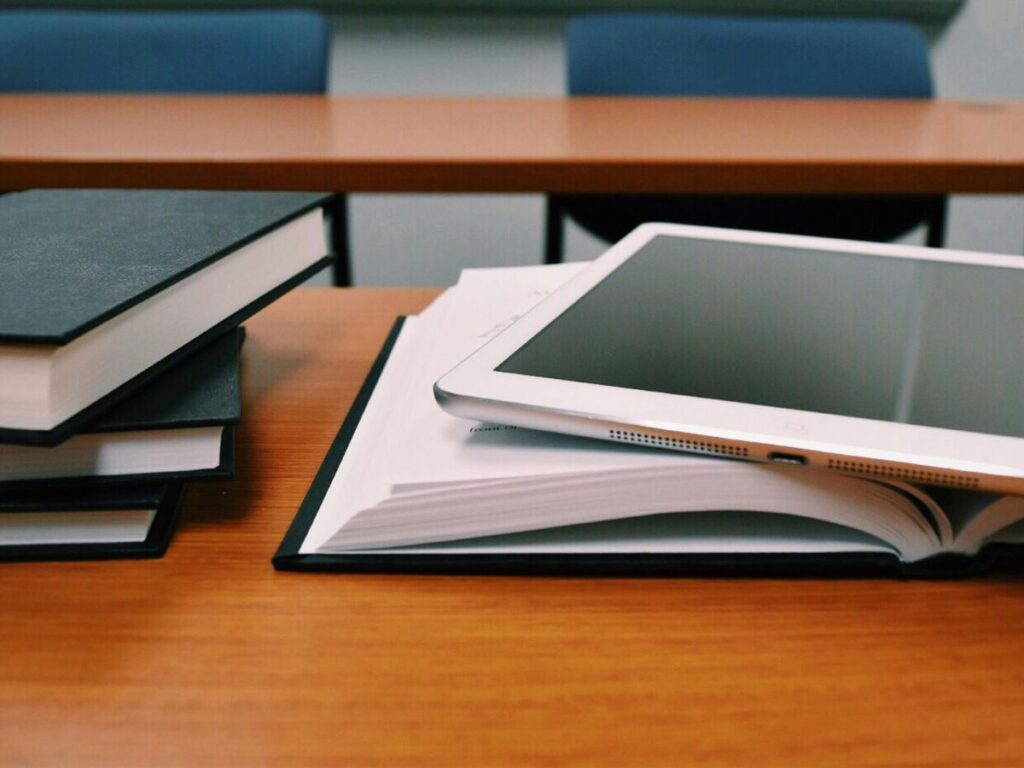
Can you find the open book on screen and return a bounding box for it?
[275,264,1024,575]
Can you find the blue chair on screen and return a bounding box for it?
[0,10,351,284]
[0,10,328,94]
[545,14,946,263]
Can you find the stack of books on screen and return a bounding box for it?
[1,189,330,560]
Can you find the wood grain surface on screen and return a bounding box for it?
[3,95,1024,193]
[1,288,1023,767]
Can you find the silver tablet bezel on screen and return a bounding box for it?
[435,223,1024,495]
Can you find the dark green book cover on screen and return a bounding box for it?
[0,189,326,343]
[0,328,244,489]
[0,189,331,445]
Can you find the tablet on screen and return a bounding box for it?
[435,224,1024,495]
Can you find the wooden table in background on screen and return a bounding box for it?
[1,288,1022,767]
[3,95,1024,193]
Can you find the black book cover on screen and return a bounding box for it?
[274,320,1013,578]
[0,190,331,446]
[0,482,185,562]
[0,328,244,489]
[0,189,327,344]
[92,326,243,433]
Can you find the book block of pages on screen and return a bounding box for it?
[275,264,1024,576]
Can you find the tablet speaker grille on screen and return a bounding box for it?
[826,458,979,489]
[609,429,749,458]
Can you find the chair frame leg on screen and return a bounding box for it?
[925,198,947,249]
[544,197,565,265]
[328,194,352,286]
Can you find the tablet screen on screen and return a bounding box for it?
[497,235,1024,439]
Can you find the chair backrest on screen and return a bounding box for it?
[546,14,943,261]
[0,10,329,93]
[568,14,932,98]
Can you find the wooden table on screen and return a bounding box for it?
[1,288,1022,767]
[3,95,1024,193]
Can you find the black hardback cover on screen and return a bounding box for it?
[0,253,330,446]
[274,321,1002,577]
[0,329,242,488]
[0,482,185,562]
[0,190,328,344]
[91,326,243,433]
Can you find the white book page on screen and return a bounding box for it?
[0,427,223,480]
[304,264,936,559]
[987,518,1024,544]
[949,494,1024,553]
[300,290,457,552]
[348,511,896,556]
[385,263,716,491]
[303,266,703,553]
[326,462,931,559]
[0,508,155,545]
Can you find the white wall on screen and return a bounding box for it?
[325,2,1024,286]
[932,0,1024,254]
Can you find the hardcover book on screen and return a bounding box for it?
[0,189,330,445]
[276,264,1024,576]
[0,327,243,488]
[0,482,184,562]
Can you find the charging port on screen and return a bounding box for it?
[769,452,807,466]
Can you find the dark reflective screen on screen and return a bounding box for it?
[497,236,1024,438]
